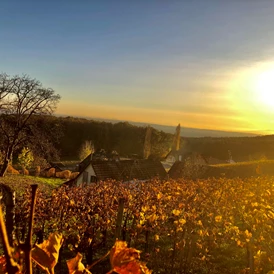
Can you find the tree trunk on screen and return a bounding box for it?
[0,159,9,177]
[247,242,254,274]
[0,147,13,177]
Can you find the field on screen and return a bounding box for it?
[210,160,274,177]
[1,173,274,273]
[183,160,274,180]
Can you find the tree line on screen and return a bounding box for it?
[56,116,173,160]
[56,117,274,163]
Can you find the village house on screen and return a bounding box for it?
[65,154,167,186]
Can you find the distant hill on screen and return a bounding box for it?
[131,122,259,138]
[81,116,259,137]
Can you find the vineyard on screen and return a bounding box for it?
[2,175,274,273]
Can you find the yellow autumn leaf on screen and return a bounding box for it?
[154,234,159,241]
[215,215,222,222]
[245,230,252,238]
[197,220,203,226]
[157,193,163,200]
[172,209,181,216]
[67,253,91,274]
[141,206,149,212]
[31,232,63,273]
[69,200,75,206]
[179,218,186,225]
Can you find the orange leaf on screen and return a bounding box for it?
[31,232,63,273]
[67,253,91,274]
[109,240,151,274]
[114,261,151,274]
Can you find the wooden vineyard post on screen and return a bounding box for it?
[6,191,16,247]
[0,205,20,274]
[115,198,125,240]
[0,184,16,246]
[25,184,38,274]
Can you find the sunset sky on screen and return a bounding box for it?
[1,1,274,135]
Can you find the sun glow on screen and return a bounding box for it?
[226,61,274,134]
[231,61,274,111]
[254,68,274,108]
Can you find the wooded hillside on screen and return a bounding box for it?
[56,116,173,160]
[185,135,274,162]
[53,116,274,162]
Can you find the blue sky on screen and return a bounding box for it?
[1,1,274,134]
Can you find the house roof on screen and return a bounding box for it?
[168,159,230,179]
[92,159,168,181]
[78,153,93,172]
[119,159,167,181]
[66,159,167,186]
[168,161,185,179]
[92,161,123,181]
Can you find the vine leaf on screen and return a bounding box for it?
[31,232,63,274]
[109,240,151,274]
[67,252,91,274]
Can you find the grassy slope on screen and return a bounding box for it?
[0,174,65,194]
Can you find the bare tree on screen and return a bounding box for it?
[172,123,181,151]
[79,140,95,161]
[0,73,61,176]
[143,126,152,159]
[0,73,13,110]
